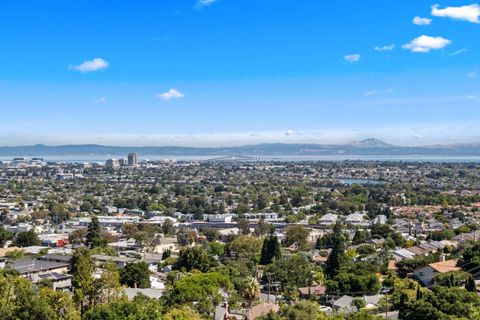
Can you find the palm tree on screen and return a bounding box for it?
[243,276,260,319]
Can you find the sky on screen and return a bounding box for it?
[0,0,479,147]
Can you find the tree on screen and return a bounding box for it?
[165,272,232,315]
[201,227,219,242]
[466,275,476,292]
[228,235,262,262]
[260,235,281,265]
[85,216,106,249]
[325,226,346,277]
[237,218,250,235]
[284,225,310,248]
[0,227,13,247]
[352,230,370,245]
[13,229,40,247]
[265,254,313,288]
[122,223,138,239]
[242,276,260,312]
[120,262,151,288]
[164,306,202,320]
[68,228,87,247]
[0,273,80,320]
[98,262,121,303]
[71,247,96,313]
[352,297,366,310]
[177,227,196,247]
[254,217,271,236]
[266,300,332,320]
[174,246,214,272]
[83,294,164,320]
[162,219,175,236]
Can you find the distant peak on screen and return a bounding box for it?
[351,138,392,148]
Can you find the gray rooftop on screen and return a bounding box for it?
[10,259,69,274]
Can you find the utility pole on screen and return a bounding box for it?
[266,272,272,303]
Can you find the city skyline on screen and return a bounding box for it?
[1,1,479,147]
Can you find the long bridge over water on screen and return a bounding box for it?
[203,155,274,162]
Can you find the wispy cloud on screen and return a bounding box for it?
[344,54,361,63]
[69,58,109,73]
[155,88,185,101]
[6,121,479,147]
[363,90,378,96]
[450,48,468,56]
[413,16,432,25]
[374,44,395,52]
[95,97,107,104]
[431,4,480,23]
[196,0,218,9]
[402,35,451,53]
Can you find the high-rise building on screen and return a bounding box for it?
[105,158,119,168]
[127,153,138,166]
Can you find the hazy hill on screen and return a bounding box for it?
[1,139,480,156]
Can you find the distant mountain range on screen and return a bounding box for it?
[1,139,480,157]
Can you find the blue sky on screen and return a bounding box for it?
[0,0,479,146]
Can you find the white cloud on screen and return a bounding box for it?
[155,88,185,101]
[374,44,395,52]
[413,16,432,25]
[363,90,378,96]
[431,4,480,23]
[196,0,218,8]
[344,54,361,62]
[402,35,451,53]
[70,58,109,73]
[467,95,477,100]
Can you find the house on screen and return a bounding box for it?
[413,258,460,286]
[243,213,280,222]
[298,285,326,298]
[387,260,397,271]
[364,294,383,309]
[248,302,279,320]
[333,295,356,314]
[38,272,73,291]
[203,214,234,223]
[318,213,338,226]
[91,254,137,268]
[123,288,163,300]
[345,213,369,227]
[8,259,69,282]
[405,246,428,256]
[392,248,416,261]
[373,215,387,225]
[39,254,72,269]
[145,216,178,225]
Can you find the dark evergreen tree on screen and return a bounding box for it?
[85,216,106,249]
[260,235,281,265]
[466,275,476,292]
[416,286,423,300]
[325,222,346,277]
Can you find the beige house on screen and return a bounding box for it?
[413,258,460,287]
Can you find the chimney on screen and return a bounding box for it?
[439,253,446,262]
